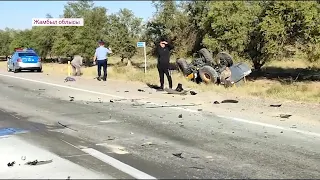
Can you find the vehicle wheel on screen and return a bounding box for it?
[36,68,42,73]
[7,64,11,72]
[198,48,214,63]
[215,52,233,67]
[13,64,18,73]
[176,58,190,75]
[199,65,219,84]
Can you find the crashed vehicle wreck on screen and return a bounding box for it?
[176,48,252,87]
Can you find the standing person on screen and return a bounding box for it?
[93,40,112,81]
[71,55,83,76]
[156,37,174,90]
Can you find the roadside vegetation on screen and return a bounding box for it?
[0,1,319,103]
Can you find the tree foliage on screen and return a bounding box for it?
[0,0,320,69]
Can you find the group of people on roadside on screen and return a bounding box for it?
[71,37,174,90]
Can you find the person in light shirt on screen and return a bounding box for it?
[93,40,112,81]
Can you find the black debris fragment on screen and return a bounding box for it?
[8,85,14,88]
[221,99,239,103]
[69,96,74,101]
[110,100,114,103]
[189,166,205,170]
[64,77,76,82]
[107,136,115,140]
[67,176,71,180]
[178,114,183,118]
[124,91,129,93]
[141,142,155,147]
[197,109,202,111]
[58,121,78,132]
[270,104,282,107]
[190,91,197,95]
[213,101,220,104]
[39,88,46,91]
[175,83,184,92]
[26,159,53,166]
[280,114,292,118]
[7,161,15,167]
[172,153,184,159]
[138,89,145,92]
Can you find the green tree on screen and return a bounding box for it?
[0,29,13,58]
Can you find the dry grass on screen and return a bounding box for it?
[0,56,319,103]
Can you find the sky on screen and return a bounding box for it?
[0,1,155,30]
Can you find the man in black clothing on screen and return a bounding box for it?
[156,37,174,90]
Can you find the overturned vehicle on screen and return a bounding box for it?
[176,48,252,87]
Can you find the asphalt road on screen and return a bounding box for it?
[0,73,320,179]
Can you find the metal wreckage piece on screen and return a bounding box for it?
[176,48,252,87]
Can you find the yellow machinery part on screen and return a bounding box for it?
[186,73,194,79]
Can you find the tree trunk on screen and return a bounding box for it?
[127,59,132,66]
[121,55,124,63]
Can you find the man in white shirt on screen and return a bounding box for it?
[93,40,112,81]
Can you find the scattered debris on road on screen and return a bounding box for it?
[172,152,184,159]
[165,88,188,95]
[270,104,282,107]
[141,142,156,147]
[178,114,183,118]
[58,121,78,132]
[38,88,46,91]
[213,101,220,104]
[25,159,53,166]
[221,99,239,103]
[279,114,292,118]
[110,100,114,103]
[64,77,76,82]
[190,91,197,95]
[7,161,15,167]
[175,83,184,92]
[69,96,75,101]
[138,89,145,92]
[146,104,201,109]
[189,166,205,170]
[107,136,115,140]
[8,85,14,88]
[197,109,203,111]
[146,83,161,90]
[124,90,129,93]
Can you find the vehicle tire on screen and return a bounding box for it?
[198,48,214,63]
[176,58,189,75]
[37,68,42,73]
[216,52,233,67]
[199,65,219,84]
[7,64,11,72]
[13,64,18,73]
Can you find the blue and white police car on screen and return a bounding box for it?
[7,48,42,73]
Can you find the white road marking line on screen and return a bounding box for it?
[60,139,156,179]
[217,115,320,138]
[0,73,319,138]
[100,120,119,123]
[96,143,129,154]
[81,148,157,180]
